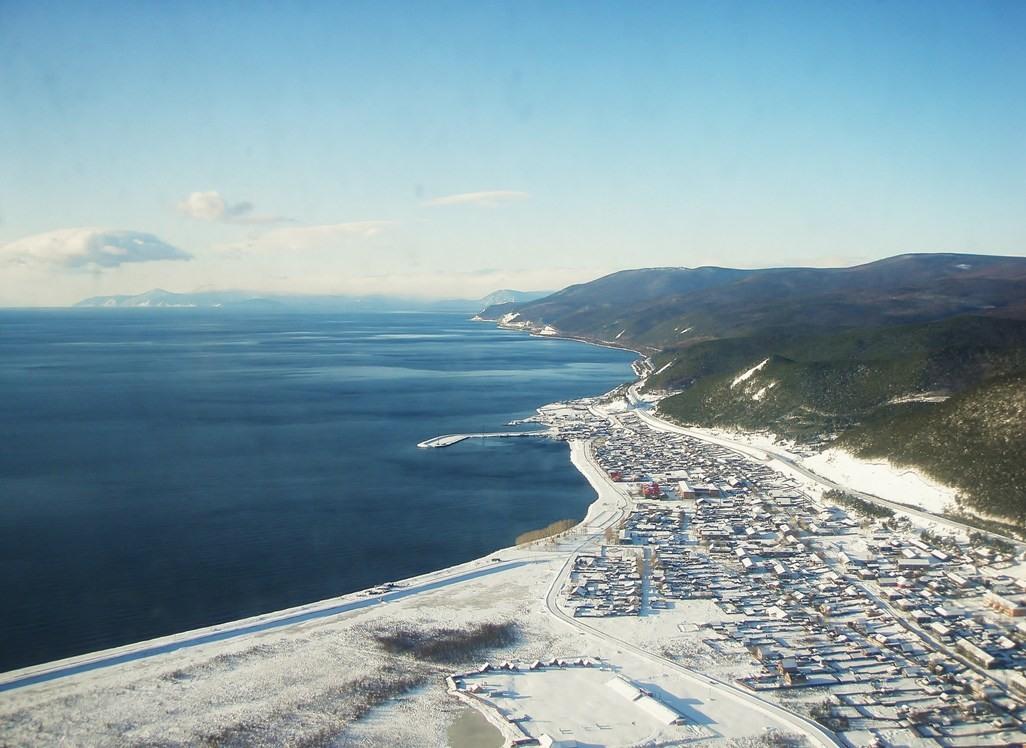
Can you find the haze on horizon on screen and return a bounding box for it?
[1,1,1025,307]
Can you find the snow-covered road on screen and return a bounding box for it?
[540,441,844,747]
[0,557,547,693]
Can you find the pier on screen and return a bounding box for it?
[417,431,550,448]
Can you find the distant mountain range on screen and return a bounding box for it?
[74,288,551,312]
[480,254,1026,347]
[481,253,1026,525]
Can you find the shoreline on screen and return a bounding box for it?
[0,321,642,690]
[503,318,1023,548]
[6,316,1015,694]
[0,325,865,746]
[0,437,624,692]
[473,313,656,358]
[6,317,1024,746]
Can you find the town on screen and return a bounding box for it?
[528,396,1026,747]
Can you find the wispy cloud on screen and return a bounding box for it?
[218,221,394,254]
[423,190,530,207]
[178,190,292,225]
[0,228,191,269]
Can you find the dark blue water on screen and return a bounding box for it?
[0,310,635,672]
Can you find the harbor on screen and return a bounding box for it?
[416,431,551,448]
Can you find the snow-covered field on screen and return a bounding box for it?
[457,666,711,745]
[0,535,592,746]
[803,448,959,515]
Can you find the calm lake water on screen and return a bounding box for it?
[0,310,635,671]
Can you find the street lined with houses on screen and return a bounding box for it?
[521,391,1026,747]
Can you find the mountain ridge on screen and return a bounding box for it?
[74,288,551,312]
[483,253,1026,523]
[480,253,1026,348]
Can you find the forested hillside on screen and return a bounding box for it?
[485,254,1026,523]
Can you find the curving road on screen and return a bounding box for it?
[543,441,843,747]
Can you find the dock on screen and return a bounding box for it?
[417,431,549,448]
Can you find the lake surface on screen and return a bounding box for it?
[0,310,635,672]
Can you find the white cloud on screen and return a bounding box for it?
[178,190,291,225]
[179,191,231,221]
[423,190,530,207]
[0,228,191,269]
[218,221,394,254]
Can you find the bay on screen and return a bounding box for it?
[0,310,635,672]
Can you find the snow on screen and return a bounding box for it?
[641,416,978,530]
[887,392,950,404]
[635,694,681,726]
[730,358,770,388]
[458,668,698,745]
[0,546,573,746]
[804,448,959,515]
[6,347,1014,747]
[606,674,644,701]
[0,436,803,747]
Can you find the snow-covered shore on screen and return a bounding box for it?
[0,430,836,747]
[0,439,628,744]
[0,324,650,746]
[8,319,991,747]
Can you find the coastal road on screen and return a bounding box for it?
[542,442,844,747]
[0,557,549,693]
[633,408,1023,548]
[0,439,612,695]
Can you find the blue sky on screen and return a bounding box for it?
[1,1,1024,305]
